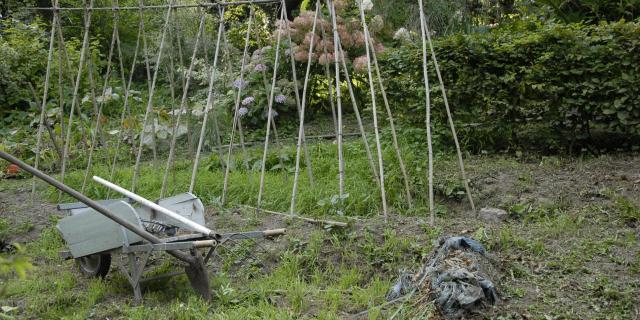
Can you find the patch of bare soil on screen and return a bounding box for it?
[0,180,58,246]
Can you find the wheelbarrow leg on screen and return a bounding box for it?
[117,251,151,303]
[184,249,211,301]
[129,253,143,302]
[203,246,216,264]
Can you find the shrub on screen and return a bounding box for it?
[0,18,48,115]
[380,19,640,152]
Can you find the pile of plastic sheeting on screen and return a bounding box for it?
[387,236,499,318]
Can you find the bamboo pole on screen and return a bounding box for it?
[131,0,176,193]
[423,15,476,211]
[108,0,143,197]
[190,7,226,193]
[166,27,179,146]
[207,13,229,171]
[358,0,388,222]
[27,82,62,164]
[281,0,314,186]
[259,74,285,171]
[161,13,206,199]
[236,115,250,170]
[174,14,187,97]
[139,0,158,162]
[55,17,90,153]
[31,0,59,200]
[58,0,95,201]
[269,114,283,162]
[81,20,118,193]
[365,33,414,208]
[290,1,320,214]
[221,23,251,171]
[86,55,100,122]
[317,14,339,138]
[336,40,379,184]
[257,8,285,210]
[221,6,255,205]
[418,0,435,225]
[327,0,345,198]
[159,23,180,199]
[171,11,194,156]
[57,31,65,155]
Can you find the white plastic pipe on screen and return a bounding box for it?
[92,175,214,236]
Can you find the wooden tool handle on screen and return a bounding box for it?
[263,228,286,237]
[193,240,217,248]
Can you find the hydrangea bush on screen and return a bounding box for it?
[283,0,386,72]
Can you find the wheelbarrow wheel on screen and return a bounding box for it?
[76,253,111,278]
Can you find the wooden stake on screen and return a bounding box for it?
[27,82,62,164]
[281,0,315,186]
[318,14,339,138]
[327,0,345,199]
[31,0,59,200]
[290,1,320,214]
[56,20,90,153]
[221,7,255,205]
[59,0,95,201]
[108,1,144,197]
[139,0,158,162]
[366,32,414,208]
[418,0,435,225]
[131,0,176,193]
[336,40,379,184]
[358,0,389,222]
[82,21,118,193]
[257,8,285,209]
[259,65,284,172]
[221,20,251,172]
[424,16,476,212]
[190,7,226,193]
[172,11,194,156]
[161,13,206,198]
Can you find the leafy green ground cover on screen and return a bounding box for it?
[1,144,639,319]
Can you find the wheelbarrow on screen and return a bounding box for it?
[0,151,285,302]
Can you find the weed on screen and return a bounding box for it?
[613,196,640,225]
[0,218,9,242]
[25,226,65,260]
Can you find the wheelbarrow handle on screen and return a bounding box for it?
[92,175,216,237]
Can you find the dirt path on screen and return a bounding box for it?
[0,180,57,247]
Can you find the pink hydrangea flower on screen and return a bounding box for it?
[353,55,368,72]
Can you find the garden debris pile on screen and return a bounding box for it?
[388,236,499,318]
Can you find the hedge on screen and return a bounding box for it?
[380,19,640,152]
